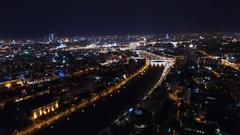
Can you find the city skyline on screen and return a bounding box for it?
[0,0,240,135]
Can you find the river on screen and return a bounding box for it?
[34,66,163,135]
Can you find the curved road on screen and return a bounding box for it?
[33,66,164,135]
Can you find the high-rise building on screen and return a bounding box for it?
[48,33,57,43]
[165,34,170,40]
[139,37,147,46]
[184,88,191,104]
[184,44,197,66]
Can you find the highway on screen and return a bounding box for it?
[0,67,96,105]
[112,51,175,126]
[0,67,96,90]
[14,51,175,135]
[15,60,150,135]
[141,51,175,100]
[200,50,239,71]
[33,66,164,135]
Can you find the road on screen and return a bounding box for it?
[142,51,175,100]
[200,50,239,71]
[33,66,164,135]
[15,51,175,135]
[0,67,96,90]
[112,51,175,126]
[15,60,150,135]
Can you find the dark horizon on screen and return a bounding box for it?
[0,0,240,39]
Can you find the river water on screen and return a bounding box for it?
[34,66,163,135]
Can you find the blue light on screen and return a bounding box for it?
[58,70,65,78]
[134,109,143,116]
[128,108,133,112]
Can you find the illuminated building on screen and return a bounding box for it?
[179,118,214,135]
[165,34,170,41]
[32,101,59,120]
[184,44,198,66]
[139,37,147,46]
[48,33,57,43]
[4,82,12,88]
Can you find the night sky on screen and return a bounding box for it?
[0,0,239,38]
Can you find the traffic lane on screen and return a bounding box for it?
[34,67,163,135]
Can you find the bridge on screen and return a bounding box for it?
[111,50,176,126]
[132,50,176,100]
[133,50,175,67]
[150,60,167,67]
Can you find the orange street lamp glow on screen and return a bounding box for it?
[5,82,12,88]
